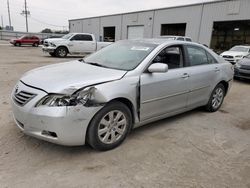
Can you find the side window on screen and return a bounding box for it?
[71,35,81,41]
[71,34,93,41]
[81,35,93,41]
[185,38,192,42]
[186,46,208,66]
[153,46,183,69]
[177,37,184,41]
[206,52,217,64]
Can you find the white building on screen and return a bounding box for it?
[69,0,250,51]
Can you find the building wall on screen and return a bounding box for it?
[69,0,250,46]
[199,0,250,46]
[100,15,122,41]
[121,11,154,39]
[152,5,203,42]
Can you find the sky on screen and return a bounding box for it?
[0,0,218,32]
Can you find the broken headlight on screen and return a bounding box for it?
[35,87,95,107]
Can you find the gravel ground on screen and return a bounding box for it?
[0,40,250,188]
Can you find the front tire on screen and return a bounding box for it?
[55,47,68,58]
[87,101,132,151]
[33,42,39,47]
[206,83,225,112]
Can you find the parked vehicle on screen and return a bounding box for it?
[159,35,192,42]
[220,45,250,64]
[10,35,40,47]
[42,33,112,57]
[11,39,233,150]
[234,54,250,79]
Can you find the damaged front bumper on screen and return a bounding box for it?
[11,81,103,146]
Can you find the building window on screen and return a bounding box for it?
[161,23,186,36]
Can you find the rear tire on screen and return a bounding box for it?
[87,101,132,151]
[55,47,68,58]
[205,83,225,112]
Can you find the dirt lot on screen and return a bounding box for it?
[0,40,250,188]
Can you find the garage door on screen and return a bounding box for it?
[127,26,144,39]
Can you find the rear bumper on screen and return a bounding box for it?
[11,81,103,146]
[42,46,56,53]
[234,68,250,79]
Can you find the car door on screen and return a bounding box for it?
[184,45,220,108]
[140,45,189,121]
[69,34,96,53]
[22,36,30,45]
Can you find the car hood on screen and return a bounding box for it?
[21,60,127,94]
[44,38,66,43]
[239,57,250,65]
[221,51,249,57]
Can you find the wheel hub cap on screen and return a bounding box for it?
[98,110,127,144]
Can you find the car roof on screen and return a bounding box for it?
[233,45,250,48]
[127,38,198,46]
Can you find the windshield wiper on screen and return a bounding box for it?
[86,62,108,68]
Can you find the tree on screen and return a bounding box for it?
[41,28,52,33]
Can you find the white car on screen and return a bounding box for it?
[220,45,250,64]
[42,33,112,57]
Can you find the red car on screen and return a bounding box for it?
[10,35,40,47]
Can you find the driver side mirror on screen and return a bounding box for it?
[148,63,168,73]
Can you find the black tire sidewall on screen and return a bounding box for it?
[206,83,225,112]
[87,102,132,151]
[56,47,67,58]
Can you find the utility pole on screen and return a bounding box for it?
[7,0,12,28]
[24,0,28,32]
[1,15,4,28]
[21,0,30,32]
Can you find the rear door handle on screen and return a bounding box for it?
[182,73,190,79]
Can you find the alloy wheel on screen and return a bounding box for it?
[98,110,127,144]
[212,87,224,109]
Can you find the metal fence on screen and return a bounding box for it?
[0,30,64,40]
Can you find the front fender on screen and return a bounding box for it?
[92,76,140,124]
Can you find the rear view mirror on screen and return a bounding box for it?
[148,63,168,73]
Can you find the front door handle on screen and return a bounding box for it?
[182,73,190,79]
[214,67,220,72]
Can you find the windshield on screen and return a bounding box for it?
[62,33,74,39]
[84,41,157,71]
[230,46,249,52]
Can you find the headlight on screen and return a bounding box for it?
[49,42,56,47]
[235,55,243,58]
[35,87,95,107]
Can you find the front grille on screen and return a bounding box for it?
[223,55,234,59]
[241,65,250,70]
[13,91,37,106]
[239,72,250,77]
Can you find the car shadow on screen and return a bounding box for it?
[16,108,202,155]
[234,78,250,84]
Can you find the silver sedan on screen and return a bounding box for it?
[11,39,234,150]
